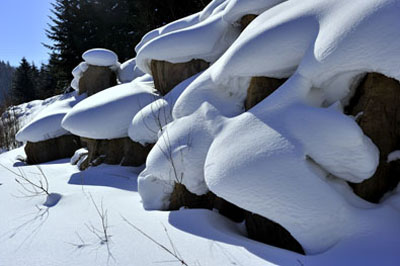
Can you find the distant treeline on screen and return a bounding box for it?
[7,0,210,106]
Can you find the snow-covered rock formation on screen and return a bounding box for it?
[135,0,400,255]
[71,48,119,96]
[14,0,400,257]
[62,77,158,168]
[15,92,85,164]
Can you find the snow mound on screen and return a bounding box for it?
[118,58,145,83]
[173,0,400,120]
[16,92,86,142]
[136,0,288,74]
[2,95,63,130]
[129,73,201,145]
[82,48,119,67]
[138,102,225,210]
[205,101,378,254]
[222,0,286,24]
[62,79,158,140]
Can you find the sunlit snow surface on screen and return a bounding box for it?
[15,92,86,142]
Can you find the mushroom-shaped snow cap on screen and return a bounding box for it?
[82,48,118,67]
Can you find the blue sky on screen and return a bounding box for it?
[0,0,54,66]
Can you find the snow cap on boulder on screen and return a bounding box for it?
[16,92,85,143]
[82,48,119,67]
[62,79,158,140]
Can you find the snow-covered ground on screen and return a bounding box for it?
[0,148,399,266]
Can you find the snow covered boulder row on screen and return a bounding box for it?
[346,73,400,203]
[15,92,85,164]
[62,79,158,168]
[117,58,145,84]
[135,0,287,95]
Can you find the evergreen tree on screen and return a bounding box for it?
[36,63,58,99]
[0,61,15,102]
[11,58,36,104]
[45,0,210,91]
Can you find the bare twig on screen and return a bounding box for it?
[0,163,50,197]
[121,216,189,266]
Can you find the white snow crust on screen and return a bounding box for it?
[138,103,225,210]
[129,73,201,145]
[4,147,399,266]
[137,0,400,255]
[82,48,119,67]
[61,79,158,140]
[72,62,89,79]
[117,58,145,83]
[387,150,400,163]
[15,92,85,142]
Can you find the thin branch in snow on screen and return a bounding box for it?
[121,216,189,266]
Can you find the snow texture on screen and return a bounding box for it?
[62,79,158,140]
[72,62,89,79]
[174,0,400,119]
[138,103,225,210]
[117,58,145,83]
[387,150,400,163]
[137,0,400,254]
[2,95,62,130]
[129,73,201,145]
[15,92,86,142]
[82,48,119,67]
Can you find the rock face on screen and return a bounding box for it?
[151,59,209,95]
[245,76,286,110]
[240,14,258,31]
[245,213,305,254]
[80,137,152,169]
[168,183,245,222]
[78,65,117,96]
[346,73,400,203]
[25,135,82,164]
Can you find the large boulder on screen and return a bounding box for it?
[245,212,305,254]
[151,59,209,95]
[78,66,117,96]
[25,135,82,164]
[80,137,152,169]
[346,73,400,202]
[245,76,286,110]
[168,182,246,222]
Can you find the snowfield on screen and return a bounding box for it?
[1,148,400,266]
